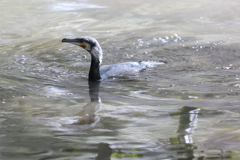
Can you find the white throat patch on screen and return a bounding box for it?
[91,47,103,64]
[84,42,91,51]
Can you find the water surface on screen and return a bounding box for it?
[1,0,240,159]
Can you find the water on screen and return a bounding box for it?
[1,0,240,159]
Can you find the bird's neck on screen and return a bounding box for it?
[89,55,101,81]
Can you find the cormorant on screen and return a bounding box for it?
[62,37,163,81]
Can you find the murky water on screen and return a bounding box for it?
[1,0,240,159]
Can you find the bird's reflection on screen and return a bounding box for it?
[71,83,202,160]
[73,81,101,125]
[72,81,113,159]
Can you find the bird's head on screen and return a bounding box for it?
[62,36,103,63]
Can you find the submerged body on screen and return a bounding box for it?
[62,37,163,81]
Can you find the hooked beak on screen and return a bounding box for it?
[62,38,88,49]
[62,38,78,44]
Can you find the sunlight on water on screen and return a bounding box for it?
[52,2,107,11]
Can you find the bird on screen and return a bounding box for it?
[62,36,164,81]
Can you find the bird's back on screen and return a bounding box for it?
[100,61,164,80]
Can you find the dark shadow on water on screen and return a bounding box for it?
[169,106,201,160]
[96,143,112,160]
[177,106,200,144]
